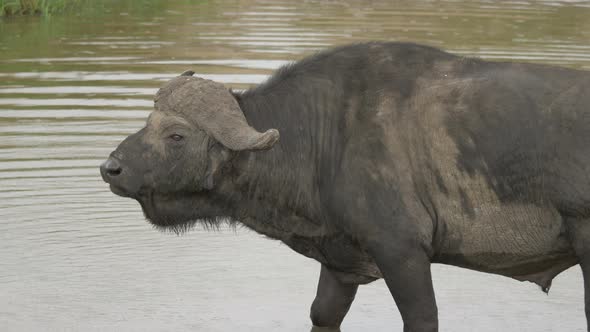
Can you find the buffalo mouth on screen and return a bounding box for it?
[102,171,145,199]
[109,184,134,198]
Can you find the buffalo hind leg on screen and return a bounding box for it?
[310,264,359,331]
[566,217,590,330]
[367,237,438,332]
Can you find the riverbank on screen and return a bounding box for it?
[0,0,82,16]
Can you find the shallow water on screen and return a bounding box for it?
[1,1,589,331]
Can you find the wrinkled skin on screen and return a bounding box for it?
[101,42,590,331]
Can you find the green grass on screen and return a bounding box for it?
[0,0,83,17]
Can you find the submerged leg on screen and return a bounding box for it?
[566,218,590,330]
[310,264,359,331]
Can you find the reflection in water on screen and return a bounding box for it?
[0,1,589,331]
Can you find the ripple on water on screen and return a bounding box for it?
[0,71,270,83]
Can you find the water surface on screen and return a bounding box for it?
[1,1,590,331]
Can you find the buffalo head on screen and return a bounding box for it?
[100,71,279,229]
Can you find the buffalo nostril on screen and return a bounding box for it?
[107,168,122,176]
[101,158,123,177]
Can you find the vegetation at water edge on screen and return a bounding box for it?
[0,0,82,16]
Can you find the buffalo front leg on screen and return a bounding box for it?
[566,217,590,330]
[367,238,438,332]
[328,166,438,331]
[310,264,359,331]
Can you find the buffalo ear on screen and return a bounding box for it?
[203,143,231,190]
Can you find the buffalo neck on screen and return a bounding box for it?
[223,78,345,239]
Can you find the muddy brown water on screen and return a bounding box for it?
[1,1,590,331]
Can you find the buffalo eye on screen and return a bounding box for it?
[169,134,184,142]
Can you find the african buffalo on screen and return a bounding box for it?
[100,42,590,331]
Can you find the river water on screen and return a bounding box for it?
[1,1,589,331]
